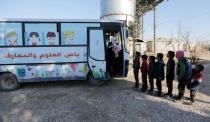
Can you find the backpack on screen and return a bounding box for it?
[184,61,192,81]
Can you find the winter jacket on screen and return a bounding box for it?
[154,60,165,80]
[141,61,148,74]
[166,58,175,80]
[148,62,155,77]
[177,57,187,81]
[188,72,202,90]
[133,56,140,71]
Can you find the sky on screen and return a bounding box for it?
[0,0,210,41]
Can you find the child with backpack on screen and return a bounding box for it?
[141,55,148,92]
[154,53,165,96]
[187,64,204,103]
[148,56,156,93]
[133,52,141,89]
[166,51,175,97]
[175,51,191,100]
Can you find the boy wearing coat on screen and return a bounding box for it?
[154,53,165,96]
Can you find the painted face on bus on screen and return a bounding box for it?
[7,31,18,46]
[30,35,39,45]
[47,32,56,45]
[29,32,40,46]
[64,31,74,45]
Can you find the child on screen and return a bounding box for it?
[175,51,188,100]
[107,42,115,76]
[148,56,155,93]
[166,51,175,97]
[133,52,141,89]
[141,55,148,92]
[154,53,165,96]
[188,64,204,103]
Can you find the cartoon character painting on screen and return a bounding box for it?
[46,32,56,45]
[6,31,18,46]
[70,63,78,72]
[79,64,89,74]
[63,31,75,45]
[29,32,40,46]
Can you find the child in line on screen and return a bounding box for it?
[166,51,175,97]
[133,52,141,89]
[175,51,189,100]
[188,64,204,103]
[141,55,148,92]
[154,53,165,96]
[148,56,156,93]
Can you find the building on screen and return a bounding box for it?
[145,37,187,54]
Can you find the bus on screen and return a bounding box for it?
[0,19,129,91]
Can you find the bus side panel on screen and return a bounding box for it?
[0,63,89,82]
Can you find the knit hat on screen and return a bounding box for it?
[176,51,184,59]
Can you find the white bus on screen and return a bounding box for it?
[0,19,129,90]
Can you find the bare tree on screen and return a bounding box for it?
[181,28,199,64]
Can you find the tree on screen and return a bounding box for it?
[181,28,199,64]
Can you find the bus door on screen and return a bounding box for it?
[104,27,124,77]
[88,28,107,80]
[122,26,129,77]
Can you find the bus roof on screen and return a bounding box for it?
[0,18,125,24]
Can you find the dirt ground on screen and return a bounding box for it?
[0,60,210,122]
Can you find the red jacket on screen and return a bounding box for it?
[141,61,148,73]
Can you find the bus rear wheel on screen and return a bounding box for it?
[0,73,20,91]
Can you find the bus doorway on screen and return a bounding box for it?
[104,28,123,77]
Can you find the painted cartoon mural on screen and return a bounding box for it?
[63,31,75,45]
[92,66,106,78]
[27,32,41,46]
[45,32,58,45]
[0,23,22,46]
[6,31,18,46]
[0,63,89,81]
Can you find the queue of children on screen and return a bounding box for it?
[133,50,204,103]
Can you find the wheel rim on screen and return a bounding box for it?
[2,77,16,89]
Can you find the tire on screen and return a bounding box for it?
[88,74,105,86]
[0,73,20,91]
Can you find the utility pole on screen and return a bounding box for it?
[178,22,181,51]
[141,16,144,40]
[153,1,156,54]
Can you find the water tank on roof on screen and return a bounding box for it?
[100,0,136,26]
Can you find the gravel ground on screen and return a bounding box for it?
[0,63,210,122]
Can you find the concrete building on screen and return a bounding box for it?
[145,38,187,54]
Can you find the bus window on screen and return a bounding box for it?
[25,23,58,46]
[61,23,99,45]
[0,23,23,46]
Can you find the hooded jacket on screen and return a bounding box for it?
[177,57,187,81]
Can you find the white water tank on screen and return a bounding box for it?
[100,0,136,26]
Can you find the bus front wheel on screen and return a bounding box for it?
[0,73,20,91]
